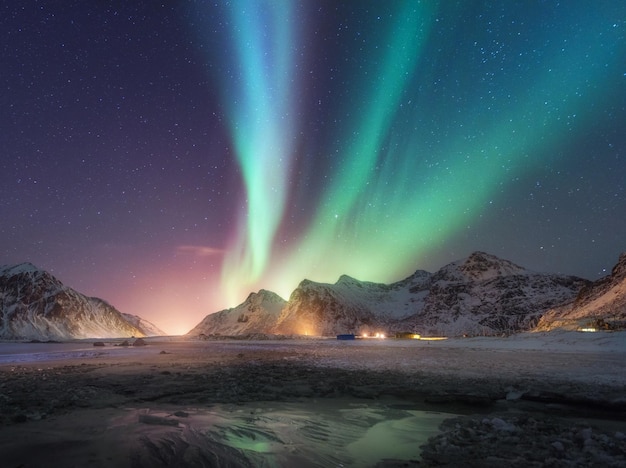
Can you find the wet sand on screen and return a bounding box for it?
[0,337,624,466]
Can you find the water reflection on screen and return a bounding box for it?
[127,400,455,467]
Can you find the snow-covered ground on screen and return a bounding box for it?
[2,330,625,371]
[0,332,624,466]
[0,341,145,364]
[415,329,626,352]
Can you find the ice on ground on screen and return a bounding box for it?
[1,401,454,467]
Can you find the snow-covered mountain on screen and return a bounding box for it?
[0,263,163,340]
[187,289,287,337]
[535,252,626,331]
[412,252,589,336]
[271,270,432,336]
[188,252,589,337]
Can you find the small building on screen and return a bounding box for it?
[337,334,356,340]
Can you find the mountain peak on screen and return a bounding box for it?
[336,274,361,286]
[256,289,286,302]
[0,262,43,276]
[438,251,528,282]
[0,263,152,340]
[464,251,520,267]
[241,289,287,309]
[408,269,432,279]
[187,288,287,337]
[189,250,589,337]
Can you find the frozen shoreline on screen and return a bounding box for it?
[1,329,624,361]
[0,331,624,466]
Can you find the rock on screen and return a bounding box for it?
[505,387,525,400]
[132,338,147,347]
[490,417,517,432]
[93,342,105,347]
[551,441,565,452]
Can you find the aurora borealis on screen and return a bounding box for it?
[204,1,302,301]
[1,1,625,334]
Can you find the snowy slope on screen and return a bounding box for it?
[434,251,529,282]
[272,270,432,336]
[0,263,149,340]
[121,313,166,336]
[412,252,589,336]
[273,252,587,337]
[536,252,626,331]
[187,290,287,337]
[189,252,588,337]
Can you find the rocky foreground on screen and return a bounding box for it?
[0,335,624,466]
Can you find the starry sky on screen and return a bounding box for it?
[2,1,625,334]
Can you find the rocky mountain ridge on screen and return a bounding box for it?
[187,289,287,338]
[4,251,621,340]
[0,263,165,340]
[536,252,626,331]
[188,251,594,337]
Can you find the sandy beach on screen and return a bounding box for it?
[0,333,624,466]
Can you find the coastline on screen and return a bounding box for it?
[0,333,624,466]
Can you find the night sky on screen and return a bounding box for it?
[2,1,625,334]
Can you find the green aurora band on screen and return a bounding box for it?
[197,2,625,302]
[213,1,299,300]
[277,8,623,288]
